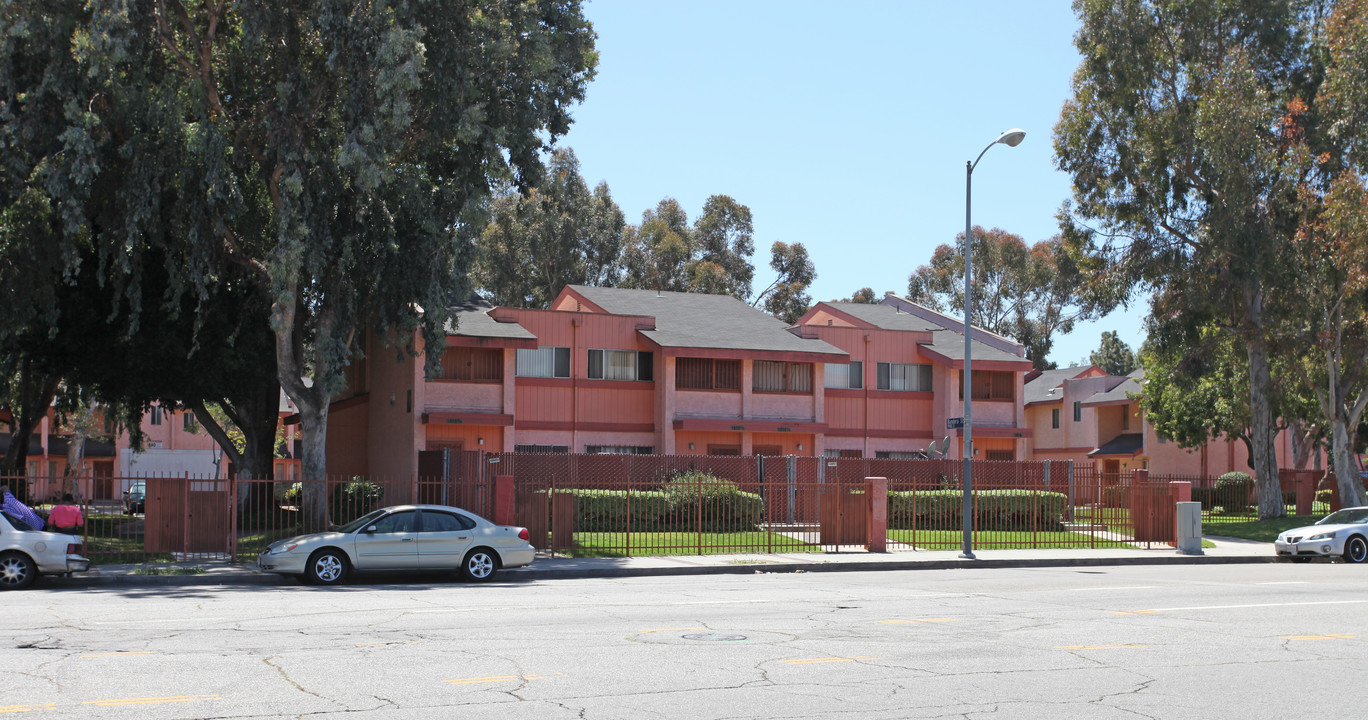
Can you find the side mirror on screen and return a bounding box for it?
[364,525,378,534]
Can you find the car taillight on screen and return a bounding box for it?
[67,543,83,555]
[518,528,530,541]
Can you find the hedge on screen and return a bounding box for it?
[556,471,763,532]
[888,489,1068,531]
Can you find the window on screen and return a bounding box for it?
[183,412,198,432]
[824,362,863,389]
[585,445,655,455]
[753,361,812,393]
[1122,410,1131,430]
[1073,401,1082,422]
[587,349,653,381]
[516,346,570,378]
[514,444,569,454]
[437,347,503,382]
[875,451,929,459]
[677,358,740,390]
[824,449,863,458]
[149,405,163,426]
[876,363,933,392]
[419,511,475,532]
[957,370,1014,401]
[370,511,416,533]
[1052,408,1060,429]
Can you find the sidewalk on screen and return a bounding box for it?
[41,537,1280,588]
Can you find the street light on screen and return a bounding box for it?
[961,128,1026,560]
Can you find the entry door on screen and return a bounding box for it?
[417,509,477,569]
[352,510,419,569]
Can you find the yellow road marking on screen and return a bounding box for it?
[1280,633,1353,641]
[1110,610,1160,615]
[0,704,56,714]
[878,618,956,624]
[639,626,704,634]
[81,651,159,658]
[446,675,549,685]
[781,656,874,665]
[82,695,219,707]
[1055,644,1147,650]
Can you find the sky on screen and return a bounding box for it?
[554,0,1147,368]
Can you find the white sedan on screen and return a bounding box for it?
[1275,507,1368,563]
[1,511,91,590]
[258,504,536,585]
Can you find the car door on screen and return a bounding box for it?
[352,510,419,570]
[416,510,477,569]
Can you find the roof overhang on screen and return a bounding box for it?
[672,418,828,434]
[918,345,1033,371]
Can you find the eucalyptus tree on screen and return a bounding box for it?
[1055,0,1329,517]
[1,1,598,530]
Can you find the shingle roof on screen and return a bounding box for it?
[822,302,1029,365]
[1090,433,1144,456]
[569,286,846,356]
[1023,366,1094,405]
[1083,368,1145,405]
[444,298,537,340]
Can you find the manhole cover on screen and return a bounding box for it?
[682,633,747,642]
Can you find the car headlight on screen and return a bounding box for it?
[1308,532,1335,541]
[267,543,299,555]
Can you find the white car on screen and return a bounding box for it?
[1,511,92,590]
[258,504,536,585]
[1275,507,1368,563]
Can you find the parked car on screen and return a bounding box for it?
[1274,506,1368,563]
[257,504,535,585]
[123,480,145,515]
[1,512,91,590]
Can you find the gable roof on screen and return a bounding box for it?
[564,286,846,358]
[816,301,1030,368]
[1082,368,1145,406]
[443,298,538,341]
[1023,366,1097,406]
[1089,432,1144,457]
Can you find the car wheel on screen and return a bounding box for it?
[305,549,349,585]
[461,548,499,582]
[1343,535,1368,564]
[0,552,37,591]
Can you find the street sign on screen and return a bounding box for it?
[946,417,964,429]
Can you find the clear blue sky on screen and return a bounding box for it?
[556,0,1147,368]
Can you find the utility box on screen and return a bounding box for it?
[1176,501,1203,555]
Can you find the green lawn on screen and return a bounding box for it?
[561,531,821,557]
[1203,515,1323,543]
[887,529,1138,550]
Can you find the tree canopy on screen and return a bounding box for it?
[1089,331,1138,377]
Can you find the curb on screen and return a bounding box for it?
[39,553,1280,589]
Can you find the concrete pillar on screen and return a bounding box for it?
[867,476,887,552]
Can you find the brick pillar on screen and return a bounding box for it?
[494,474,515,526]
[1169,480,1192,503]
[867,476,887,553]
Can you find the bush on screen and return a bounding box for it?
[566,489,670,532]
[1100,485,1127,508]
[1191,487,1216,511]
[888,490,1068,531]
[281,482,302,506]
[331,480,383,524]
[1316,488,1334,505]
[1214,472,1254,513]
[661,470,763,531]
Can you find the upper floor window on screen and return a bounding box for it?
[516,346,570,378]
[677,358,740,391]
[183,412,198,432]
[1073,401,1082,422]
[149,405,163,426]
[588,349,653,382]
[514,444,569,454]
[1122,410,1131,430]
[824,362,863,389]
[585,445,655,455]
[877,362,932,392]
[1052,408,1060,429]
[958,370,1015,401]
[437,347,503,382]
[753,361,812,394]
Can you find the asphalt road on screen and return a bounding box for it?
[3,563,1365,719]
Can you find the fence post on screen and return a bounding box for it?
[787,455,797,526]
[1066,460,1075,523]
[866,476,887,552]
[494,475,515,526]
[228,475,238,563]
[182,471,190,557]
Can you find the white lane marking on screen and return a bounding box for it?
[1144,600,1368,613]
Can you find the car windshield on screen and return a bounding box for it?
[2,511,36,531]
[335,508,390,534]
[1317,508,1368,525]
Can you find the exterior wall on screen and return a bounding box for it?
[366,333,420,481]
[325,398,370,479]
[676,431,744,454]
[424,381,502,412]
[424,423,501,451]
[675,389,744,418]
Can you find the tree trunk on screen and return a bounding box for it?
[1289,420,1316,471]
[1,367,60,501]
[296,401,329,532]
[60,404,98,500]
[1330,418,1367,507]
[1245,338,1285,518]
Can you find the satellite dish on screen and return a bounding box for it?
[929,436,952,459]
[938,436,951,458]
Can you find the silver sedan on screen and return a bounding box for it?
[1275,507,1368,563]
[1,512,91,590]
[257,505,535,585]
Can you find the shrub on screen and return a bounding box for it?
[566,489,670,532]
[1191,487,1216,511]
[1214,472,1254,513]
[281,482,302,506]
[331,480,384,524]
[661,470,763,531]
[1100,485,1127,508]
[1316,488,1334,505]
[888,490,1068,531]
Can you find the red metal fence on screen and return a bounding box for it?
[2,458,1337,564]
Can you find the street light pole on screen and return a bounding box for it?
[960,128,1026,561]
